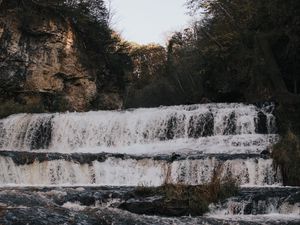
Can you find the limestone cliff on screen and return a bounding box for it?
[0,1,123,112]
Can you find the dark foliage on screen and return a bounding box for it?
[127,0,300,106]
[272,131,300,186]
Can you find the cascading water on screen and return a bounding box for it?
[207,187,300,216]
[0,103,299,224]
[0,103,277,154]
[0,103,279,186]
[0,153,279,186]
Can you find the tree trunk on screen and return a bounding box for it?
[294,79,298,94]
[256,34,300,104]
[257,34,288,94]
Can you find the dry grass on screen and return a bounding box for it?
[0,100,44,119]
[134,168,238,216]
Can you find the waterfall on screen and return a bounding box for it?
[0,102,299,224]
[0,103,277,154]
[0,103,280,186]
[0,154,279,186]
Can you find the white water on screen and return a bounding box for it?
[208,198,300,216]
[0,103,277,154]
[206,214,300,223]
[0,156,280,186]
[0,103,281,187]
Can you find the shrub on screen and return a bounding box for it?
[272,131,300,186]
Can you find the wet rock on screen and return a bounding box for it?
[30,116,53,150]
[0,150,271,166]
[260,149,270,156]
[188,112,214,138]
[0,187,299,225]
[255,111,268,134]
[223,112,237,135]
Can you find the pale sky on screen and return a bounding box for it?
[107,0,191,45]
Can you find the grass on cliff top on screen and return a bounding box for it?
[272,131,300,186]
[0,95,70,119]
[0,100,44,119]
[133,174,238,217]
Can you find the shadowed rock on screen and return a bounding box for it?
[0,150,270,165]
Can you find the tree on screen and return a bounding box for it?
[128,43,167,88]
[182,0,300,102]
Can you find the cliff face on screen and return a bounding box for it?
[0,4,122,111]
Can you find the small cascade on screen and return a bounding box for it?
[0,103,280,187]
[0,152,280,186]
[207,187,300,221]
[0,103,277,153]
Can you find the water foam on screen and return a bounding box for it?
[0,155,280,186]
[0,103,277,154]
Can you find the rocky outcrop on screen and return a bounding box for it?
[0,3,122,111]
[0,186,299,224]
